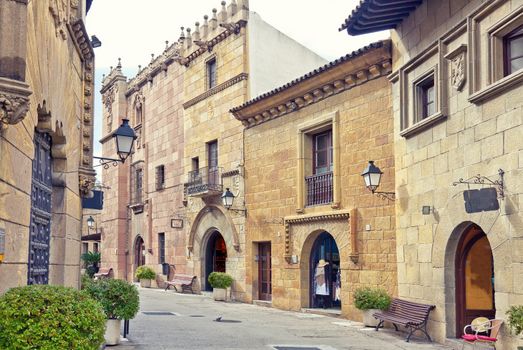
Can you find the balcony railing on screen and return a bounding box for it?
[186,166,223,197]
[305,172,333,206]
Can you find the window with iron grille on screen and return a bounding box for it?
[158,232,165,264]
[134,167,143,203]
[155,165,165,190]
[207,58,217,89]
[207,141,218,185]
[306,129,333,206]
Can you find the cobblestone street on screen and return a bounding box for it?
[114,288,452,350]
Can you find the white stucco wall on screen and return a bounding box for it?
[247,12,327,99]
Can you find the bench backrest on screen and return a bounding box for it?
[172,274,196,283]
[389,298,435,323]
[94,267,113,278]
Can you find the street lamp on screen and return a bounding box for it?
[94,119,137,168]
[221,188,246,214]
[361,160,395,201]
[87,215,95,232]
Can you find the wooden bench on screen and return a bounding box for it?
[373,298,435,342]
[93,267,113,279]
[164,274,196,294]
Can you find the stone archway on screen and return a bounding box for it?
[134,235,145,269]
[202,229,227,291]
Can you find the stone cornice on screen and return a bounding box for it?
[284,211,350,225]
[183,73,248,109]
[68,20,94,62]
[236,59,391,129]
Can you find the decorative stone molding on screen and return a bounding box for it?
[49,0,68,40]
[102,85,116,125]
[79,173,95,197]
[0,77,31,128]
[234,60,391,128]
[51,120,67,159]
[70,20,95,61]
[222,169,240,178]
[183,72,248,109]
[283,211,350,261]
[445,44,467,91]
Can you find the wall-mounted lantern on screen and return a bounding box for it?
[94,119,137,168]
[221,188,247,215]
[361,160,396,201]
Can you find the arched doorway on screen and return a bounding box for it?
[134,236,145,268]
[204,231,227,291]
[455,224,495,337]
[309,232,341,309]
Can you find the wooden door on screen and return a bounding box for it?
[456,226,495,336]
[258,242,272,301]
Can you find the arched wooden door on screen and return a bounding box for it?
[135,236,145,268]
[455,224,495,337]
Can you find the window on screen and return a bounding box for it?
[191,157,199,171]
[158,233,165,264]
[418,77,435,120]
[313,130,333,175]
[82,242,89,255]
[136,103,143,125]
[155,165,165,190]
[135,168,143,203]
[207,58,217,89]
[93,243,99,253]
[207,141,218,185]
[504,26,523,76]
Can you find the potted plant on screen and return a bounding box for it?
[0,285,105,349]
[354,287,391,327]
[208,272,233,301]
[84,279,139,346]
[135,265,156,288]
[507,305,523,338]
[81,251,101,278]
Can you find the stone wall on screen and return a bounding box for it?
[240,43,397,320]
[0,0,95,293]
[391,0,523,347]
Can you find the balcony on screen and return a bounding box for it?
[186,166,223,197]
[305,172,333,206]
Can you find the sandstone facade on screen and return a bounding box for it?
[99,0,327,296]
[232,41,396,319]
[0,0,96,293]
[343,0,523,347]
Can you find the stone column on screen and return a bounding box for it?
[0,0,32,128]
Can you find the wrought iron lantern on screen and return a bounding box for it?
[87,215,95,229]
[221,188,246,214]
[361,160,395,201]
[94,119,137,168]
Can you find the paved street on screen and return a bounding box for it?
[114,287,452,350]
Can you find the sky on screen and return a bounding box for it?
[85,0,389,160]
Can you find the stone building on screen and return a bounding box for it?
[231,41,396,319]
[0,0,96,293]
[342,0,523,347]
[99,0,326,295]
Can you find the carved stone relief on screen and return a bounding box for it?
[0,93,30,127]
[49,0,68,40]
[103,85,116,125]
[445,45,467,91]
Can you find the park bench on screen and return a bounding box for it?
[93,267,113,279]
[164,274,197,294]
[373,298,435,342]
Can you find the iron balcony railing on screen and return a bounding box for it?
[305,171,333,206]
[186,166,223,196]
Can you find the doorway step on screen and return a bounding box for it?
[253,300,272,308]
[301,308,341,318]
[445,338,493,350]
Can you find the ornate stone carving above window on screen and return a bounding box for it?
[0,78,31,128]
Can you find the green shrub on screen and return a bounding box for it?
[135,266,156,280]
[84,279,139,320]
[507,305,523,335]
[81,273,93,290]
[81,252,101,278]
[208,272,233,289]
[353,287,391,310]
[0,285,105,350]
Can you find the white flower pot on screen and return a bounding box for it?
[105,319,121,345]
[213,287,228,301]
[140,279,151,288]
[362,309,380,327]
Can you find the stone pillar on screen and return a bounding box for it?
[0,0,31,128]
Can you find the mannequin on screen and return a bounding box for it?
[314,259,330,308]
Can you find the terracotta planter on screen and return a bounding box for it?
[104,319,121,345]
[140,279,151,288]
[213,287,228,301]
[362,309,380,327]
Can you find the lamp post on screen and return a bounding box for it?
[361,160,395,201]
[93,119,137,168]
[221,188,246,214]
[87,215,96,233]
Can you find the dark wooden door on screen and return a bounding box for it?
[28,132,52,285]
[456,226,495,337]
[258,242,271,301]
